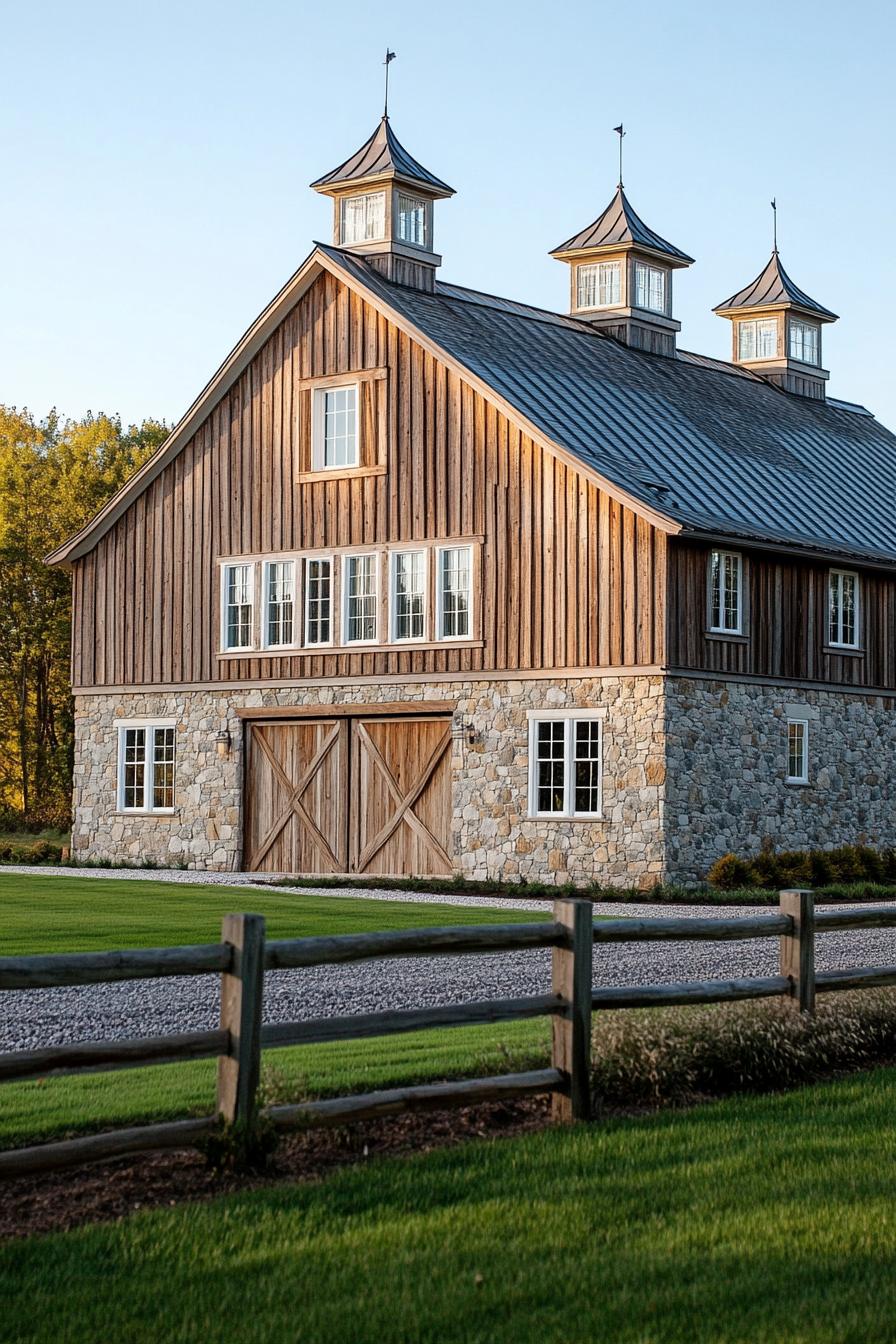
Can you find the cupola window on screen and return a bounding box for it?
[576,261,621,310]
[340,191,386,245]
[397,194,426,246]
[634,262,667,314]
[789,319,819,366]
[737,318,778,361]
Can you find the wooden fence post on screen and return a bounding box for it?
[551,898,593,1122]
[779,890,815,1014]
[217,914,266,1126]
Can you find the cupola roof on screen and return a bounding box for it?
[310,116,454,197]
[551,185,694,265]
[714,251,837,320]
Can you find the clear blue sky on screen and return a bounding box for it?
[3,0,895,428]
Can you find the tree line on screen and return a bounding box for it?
[0,407,167,827]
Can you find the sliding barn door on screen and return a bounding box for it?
[349,716,453,876]
[244,719,349,874]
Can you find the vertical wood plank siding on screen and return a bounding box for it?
[71,274,665,687]
[667,540,896,689]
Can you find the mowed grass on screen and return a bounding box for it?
[2,1069,895,1343]
[0,872,549,1148]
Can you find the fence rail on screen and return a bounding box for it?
[1,889,895,1179]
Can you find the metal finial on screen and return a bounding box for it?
[613,123,625,188]
[383,49,396,118]
[771,197,778,254]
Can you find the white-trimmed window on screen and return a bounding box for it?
[789,319,819,366]
[829,569,859,648]
[738,318,778,361]
[786,718,809,784]
[264,560,295,648]
[709,550,743,634]
[437,545,472,640]
[304,557,332,646]
[391,549,427,641]
[343,553,378,643]
[528,714,603,819]
[222,562,254,651]
[634,262,667,314]
[576,261,621,309]
[117,723,176,813]
[340,191,386,244]
[313,384,358,470]
[398,194,426,246]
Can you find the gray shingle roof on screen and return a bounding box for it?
[551,186,694,265]
[323,245,896,567]
[715,251,838,320]
[310,117,454,196]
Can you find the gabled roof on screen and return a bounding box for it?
[49,243,896,571]
[551,185,694,265]
[310,117,454,197]
[714,251,838,320]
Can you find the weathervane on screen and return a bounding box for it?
[613,123,626,188]
[383,49,396,117]
[771,197,778,254]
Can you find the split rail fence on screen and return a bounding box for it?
[1,890,896,1178]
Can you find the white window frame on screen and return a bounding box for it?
[738,317,779,361]
[828,569,860,649]
[262,558,297,650]
[527,710,604,820]
[339,191,386,244]
[786,718,809,785]
[342,552,380,645]
[634,261,667,315]
[115,719,177,815]
[436,544,474,642]
[708,550,744,635]
[303,555,334,648]
[390,548,428,643]
[789,318,819,367]
[397,193,427,247]
[576,260,621,310]
[221,561,256,652]
[312,383,359,472]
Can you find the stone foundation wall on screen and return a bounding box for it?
[665,676,896,882]
[72,676,666,886]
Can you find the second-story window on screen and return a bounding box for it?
[397,194,426,246]
[829,569,859,648]
[304,557,332,646]
[340,191,386,244]
[576,261,621,309]
[392,550,426,641]
[344,554,378,643]
[789,319,819,366]
[634,262,667,314]
[223,562,254,651]
[264,560,295,648]
[738,318,778,360]
[313,385,358,470]
[437,545,472,639]
[709,550,743,634]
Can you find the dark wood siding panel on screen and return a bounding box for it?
[667,540,896,689]
[70,273,667,688]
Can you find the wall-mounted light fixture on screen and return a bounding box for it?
[450,719,480,750]
[215,728,232,758]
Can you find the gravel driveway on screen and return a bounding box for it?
[3,869,895,1051]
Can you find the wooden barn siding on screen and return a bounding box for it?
[667,540,896,689]
[72,273,665,688]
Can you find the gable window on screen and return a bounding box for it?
[437,545,472,640]
[304,557,332,646]
[829,569,859,648]
[340,191,386,244]
[264,560,295,648]
[391,550,427,641]
[576,261,621,310]
[789,319,819,366]
[528,714,603,819]
[117,723,176,813]
[397,194,426,246]
[343,553,378,643]
[634,262,667,314]
[786,718,809,785]
[313,385,358,470]
[738,318,778,361]
[222,562,254,651]
[709,550,743,634]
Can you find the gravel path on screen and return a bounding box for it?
[3,868,895,1051]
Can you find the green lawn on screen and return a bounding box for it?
[2,1069,894,1342]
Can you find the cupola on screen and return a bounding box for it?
[551,184,694,356]
[311,116,454,292]
[714,245,838,399]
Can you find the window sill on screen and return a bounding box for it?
[823,646,864,658]
[216,640,485,660]
[706,631,748,644]
[115,809,177,818]
[527,815,605,824]
[785,780,810,788]
[297,465,387,484]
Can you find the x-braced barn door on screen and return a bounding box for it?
[244,714,453,877]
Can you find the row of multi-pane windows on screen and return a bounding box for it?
[221,545,474,652]
[709,550,860,649]
[339,191,428,247]
[736,317,820,366]
[117,724,176,813]
[575,260,668,314]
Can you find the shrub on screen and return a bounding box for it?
[707,844,896,890]
[591,991,896,1110]
[0,839,65,865]
[705,853,752,890]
